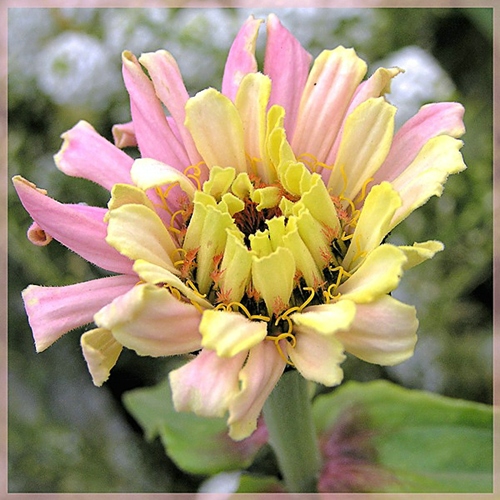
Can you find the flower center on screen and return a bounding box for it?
[233,199,283,248]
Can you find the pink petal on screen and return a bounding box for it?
[263,13,312,139]
[54,120,133,190]
[221,15,262,101]
[373,102,466,184]
[291,47,367,164]
[170,348,248,418]
[112,121,137,148]
[228,341,286,440]
[121,51,189,169]
[13,176,134,274]
[139,50,203,167]
[22,275,138,352]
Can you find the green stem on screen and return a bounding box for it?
[262,370,322,492]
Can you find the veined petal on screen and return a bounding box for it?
[170,348,247,418]
[54,120,133,189]
[326,67,403,166]
[22,275,138,352]
[107,183,156,214]
[81,328,122,387]
[264,13,312,139]
[200,309,268,357]
[342,182,401,270]
[336,295,418,365]
[337,244,407,302]
[139,50,203,166]
[130,158,196,199]
[122,50,189,168]
[390,135,467,229]
[185,88,247,172]
[106,203,179,274]
[292,47,367,163]
[291,299,356,335]
[219,230,254,303]
[252,246,295,316]
[112,120,137,148]
[374,102,466,184]
[327,97,396,201]
[228,341,286,440]
[398,240,444,270]
[95,284,202,356]
[235,73,272,182]
[222,15,262,101]
[287,329,345,387]
[132,259,212,309]
[13,176,133,274]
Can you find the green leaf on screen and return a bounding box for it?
[122,377,267,476]
[235,474,285,493]
[313,380,493,493]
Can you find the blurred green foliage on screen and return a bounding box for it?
[8,7,492,493]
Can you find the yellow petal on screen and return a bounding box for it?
[328,97,396,200]
[219,230,254,303]
[252,246,295,315]
[133,259,212,309]
[131,158,196,198]
[202,166,236,200]
[106,204,179,274]
[200,309,268,357]
[81,328,122,387]
[235,73,272,182]
[107,183,156,215]
[342,181,401,270]
[398,240,444,270]
[337,244,407,302]
[185,88,247,172]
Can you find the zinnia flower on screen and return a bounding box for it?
[14,14,466,440]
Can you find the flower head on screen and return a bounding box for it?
[14,14,466,440]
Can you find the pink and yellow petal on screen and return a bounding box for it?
[291,47,367,163]
[389,135,466,229]
[228,341,286,440]
[337,244,407,302]
[22,274,138,352]
[94,284,202,356]
[13,176,133,275]
[55,120,133,189]
[221,15,262,101]
[81,328,122,386]
[130,158,197,199]
[170,348,247,418]
[287,329,346,387]
[374,101,465,184]
[264,13,312,139]
[200,309,268,357]
[336,295,418,365]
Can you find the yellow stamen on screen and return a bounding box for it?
[183,161,204,191]
[354,176,374,204]
[266,332,296,366]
